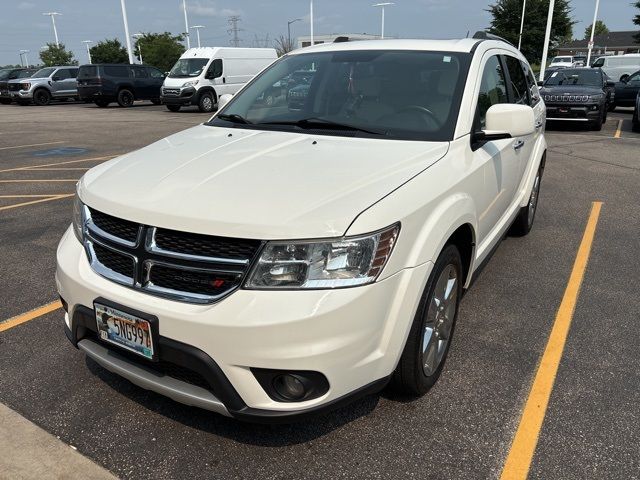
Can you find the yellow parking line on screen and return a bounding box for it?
[0,301,62,333]
[0,194,73,212]
[614,120,623,138]
[0,141,64,151]
[0,155,116,174]
[500,201,603,480]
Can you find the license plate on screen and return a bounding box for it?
[95,303,155,360]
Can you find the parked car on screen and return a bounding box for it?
[544,65,567,80]
[633,92,640,132]
[77,64,165,108]
[610,70,640,111]
[161,47,278,112]
[550,55,575,68]
[591,54,640,82]
[0,67,37,104]
[8,66,78,106]
[540,67,614,130]
[57,34,546,421]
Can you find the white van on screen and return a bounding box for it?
[161,47,277,112]
[591,54,640,82]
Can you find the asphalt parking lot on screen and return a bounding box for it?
[1,101,639,480]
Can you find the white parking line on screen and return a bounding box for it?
[0,141,64,151]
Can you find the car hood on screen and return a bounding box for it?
[8,76,47,83]
[163,77,199,88]
[541,85,603,95]
[79,125,449,240]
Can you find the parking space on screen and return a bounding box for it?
[1,103,639,479]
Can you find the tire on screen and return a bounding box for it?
[17,100,30,106]
[94,100,110,108]
[389,244,463,396]
[590,110,604,131]
[150,99,161,105]
[603,107,608,123]
[116,89,134,108]
[33,88,51,106]
[608,103,616,112]
[166,104,181,112]
[0,99,11,105]
[633,111,640,133]
[510,158,544,237]
[198,91,215,113]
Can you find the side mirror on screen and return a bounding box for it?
[482,104,535,140]
[52,76,61,81]
[537,80,544,87]
[218,94,233,110]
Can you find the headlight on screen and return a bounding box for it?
[72,192,85,243]
[589,94,603,102]
[20,82,30,90]
[182,80,199,88]
[245,224,399,289]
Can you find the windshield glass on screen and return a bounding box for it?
[169,58,209,78]
[210,50,470,141]
[552,57,572,64]
[32,67,56,78]
[0,69,11,80]
[544,69,602,87]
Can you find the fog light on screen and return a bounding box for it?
[273,374,306,401]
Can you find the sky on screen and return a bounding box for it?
[1,0,637,67]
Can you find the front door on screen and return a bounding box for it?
[617,72,640,106]
[51,68,78,97]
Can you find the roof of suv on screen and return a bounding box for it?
[289,38,511,55]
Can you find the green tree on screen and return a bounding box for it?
[634,1,640,44]
[583,20,609,40]
[133,32,185,72]
[90,39,129,64]
[487,0,576,64]
[39,43,77,67]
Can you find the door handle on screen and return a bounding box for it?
[535,120,543,130]
[513,139,525,150]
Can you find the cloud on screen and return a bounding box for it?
[17,1,35,10]
[187,1,241,18]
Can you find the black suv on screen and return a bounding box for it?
[540,67,614,131]
[77,64,165,108]
[0,67,37,104]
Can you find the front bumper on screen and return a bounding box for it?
[545,103,602,121]
[56,226,430,421]
[161,86,197,106]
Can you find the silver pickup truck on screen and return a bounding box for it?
[8,66,79,106]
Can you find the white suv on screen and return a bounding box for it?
[57,34,546,421]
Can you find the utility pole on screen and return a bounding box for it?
[517,0,527,50]
[191,25,205,48]
[228,16,243,47]
[20,50,30,68]
[183,0,191,49]
[133,33,144,63]
[310,0,314,46]
[42,12,61,46]
[120,0,134,64]
[372,3,394,40]
[288,18,302,50]
[82,40,93,64]
[586,0,601,66]
[539,0,555,82]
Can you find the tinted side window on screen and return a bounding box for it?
[104,66,130,78]
[476,55,508,129]
[148,67,164,79]
[54,69,70,80]
[592,58,605,68]
[627,72,640,86]
[69,68,79,78]
[207,59,223,78]
[133,66,148,78]
[504,56,529,105]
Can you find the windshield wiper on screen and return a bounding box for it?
[259,117,386,136]
[217,113,252,124]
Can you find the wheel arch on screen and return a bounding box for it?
[194,86,217,104]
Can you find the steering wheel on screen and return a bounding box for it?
[396,105,441,129]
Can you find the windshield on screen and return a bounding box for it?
[544,69,602,87]
[210,50,470,141]
[169,58,209,78]
[552,57,572,64]
[32,67,56,78]
[0,69,11,80]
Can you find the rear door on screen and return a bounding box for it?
[132,66,151,99]
[146,67,165,99]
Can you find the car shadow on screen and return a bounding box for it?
[84,356,380,446]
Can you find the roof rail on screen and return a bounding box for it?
[472,31,514,47]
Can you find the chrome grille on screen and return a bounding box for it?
[82,207,263,304]
[544,94,589,102]
[162,88,180,96]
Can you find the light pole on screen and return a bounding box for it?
[517,0,527,51]
[288,18,301,50]
[310,0,314,46]
[191,25,205,48]
[120,0,134,64]
[586,0,601,66]
[539,0,555,82]
[182,0,191,49]
[372,3,394,40]
[19,50,30,68]
[82,40,93,63]
[42,12,61,46]
[133,33,144,63]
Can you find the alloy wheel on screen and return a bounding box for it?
[422,264,458,377]
[527,171,541,227]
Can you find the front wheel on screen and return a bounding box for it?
[389,245,462,396]
[0,99,11,105]
[94,100,110,108]
[117,89,134,108]
[166,104,181,112]
[510,160,544,237]
[33,89,51,106]
[608,102,616,112]
[150,99,161,105]
[198,92,215,113]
